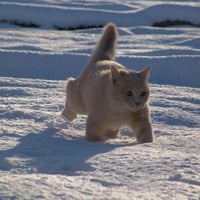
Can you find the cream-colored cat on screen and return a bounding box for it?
[62,23,153,143]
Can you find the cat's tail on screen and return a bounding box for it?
[81,23,118,75]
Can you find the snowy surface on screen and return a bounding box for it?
[0,1,200,199]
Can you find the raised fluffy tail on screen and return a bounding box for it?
[81,23,118,75]
[89,23,118,63]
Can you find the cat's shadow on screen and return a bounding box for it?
[0,127,136,175]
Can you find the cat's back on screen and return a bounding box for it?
[89,60,126,78]
[81,60,127,92]
[80,60,126,109]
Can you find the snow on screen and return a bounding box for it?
[0,1,200,199]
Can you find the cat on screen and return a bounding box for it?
[62,23,153,143]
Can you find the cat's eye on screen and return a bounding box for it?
[126,90,133,97]
[141,91,147,97]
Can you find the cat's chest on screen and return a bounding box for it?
[104,113,130,129]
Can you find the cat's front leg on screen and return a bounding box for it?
[104,129,119,139]
[134,121,153,143]
[86,118,106,142]
[130,107,153,143]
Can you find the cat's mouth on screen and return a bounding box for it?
[130,103,145,112]
[135,102,141,107]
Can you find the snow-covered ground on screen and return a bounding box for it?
[0,1,200,199]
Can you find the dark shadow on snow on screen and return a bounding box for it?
[0,127,136,175]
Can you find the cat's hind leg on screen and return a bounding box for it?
[62,101,77,121]
[62,78,77,121]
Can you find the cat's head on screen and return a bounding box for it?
[110,65,150,112]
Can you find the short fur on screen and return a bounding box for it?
[62,23,153,143]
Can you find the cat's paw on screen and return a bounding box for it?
[86,134,106,142]
[137,132,153,143]
[104,129,119,139]
[61,110,77,121]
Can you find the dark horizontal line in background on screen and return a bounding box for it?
[0,19,199,30]
[0,19,40,28]
[152,20,200,28]
[54,24,103,31]
[0,19,103,30]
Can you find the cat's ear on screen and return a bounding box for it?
[110,65,120,85]
[140,66,151,80]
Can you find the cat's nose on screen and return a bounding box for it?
[135,102,141,106]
